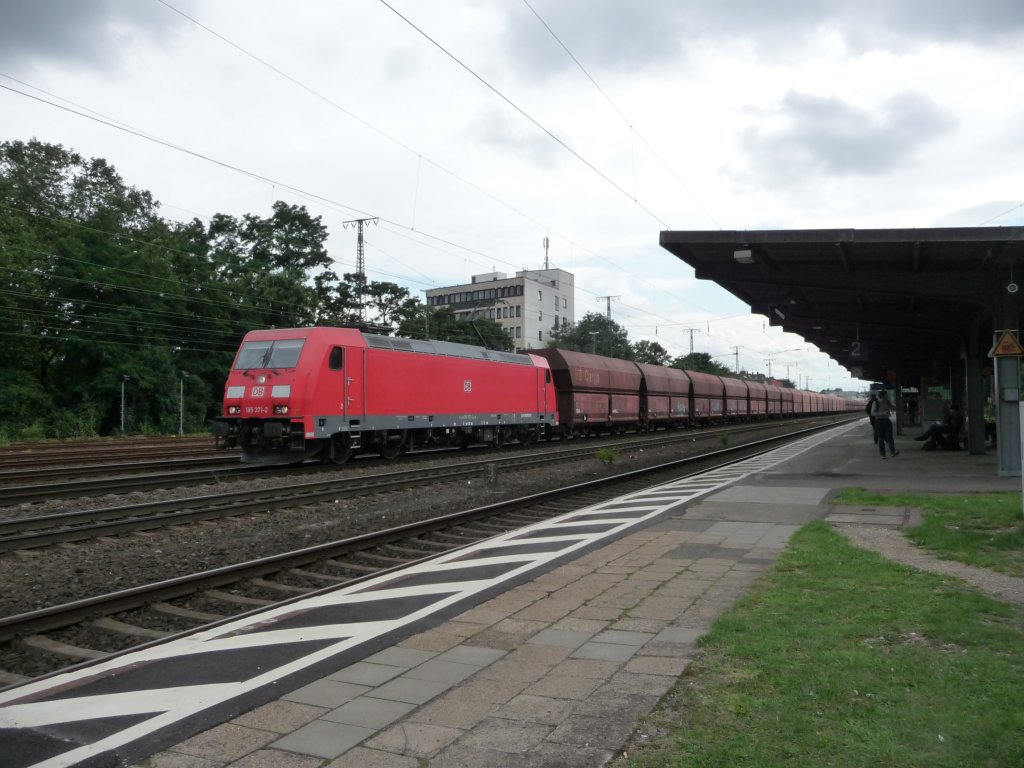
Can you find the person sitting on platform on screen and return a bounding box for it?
[914,403,963,450]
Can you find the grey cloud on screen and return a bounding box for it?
[470,108,564,167]
[738,90,957,180]
[0,0,190,71]
[501,0,1024,77]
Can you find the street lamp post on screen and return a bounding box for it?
[178,370,189,437]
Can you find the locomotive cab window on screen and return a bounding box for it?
[329,346,344,370]
[234,338,305,370]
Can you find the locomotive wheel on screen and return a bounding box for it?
[517,428,535,448]
[330,435,352,465]
[379,432,404,460]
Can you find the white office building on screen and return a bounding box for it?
[425,269,575,351]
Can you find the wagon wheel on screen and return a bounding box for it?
[379,432,404,460]
[330,434,352,465]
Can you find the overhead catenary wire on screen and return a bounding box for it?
[1,24,721,339]
[521,0,722,230]
[2,43,718,350]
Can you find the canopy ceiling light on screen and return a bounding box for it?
[733,249,754,264]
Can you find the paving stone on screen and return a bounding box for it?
[406,695,496,729]
[571,641,638,662]
[528,627,593,649]
[364,722,464,757]
[428,743,525,768]
[476,658,553,686]
[492,693,577,725]
[398,628,470,653]
[546,712,639,750]
[455,717,553,753]
[555,658,620,680]
[172,722,277,763]
[364,647,437,669]
[600,671,676,697]
[271,720,375,759]
[136,753,221,768]
[321,696,417,729]
[572,691,661,718]
[504,643,573,665]
[453,677,527,705]
[522,742,616,767]
[227,749,323,768]
[404,658,482,685]
[283,679,370,709]
[231,701,326,734]
[436,645,506,667]
[624,655,691,676]
[322,746,420,767]
[524,673,603,700]
[371,676,453,705]
[326,661,406,687]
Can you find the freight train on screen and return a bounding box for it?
[212,327,863,464]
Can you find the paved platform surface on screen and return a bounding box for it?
[73,424,1024,766]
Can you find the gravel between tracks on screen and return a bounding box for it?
[0,434,735,618]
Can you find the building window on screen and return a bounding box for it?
[538,311,543,322]
[538,330,542,341]
[538,290,543,300]
[563,297,567,308]
[515,306,521,317]
[516,326,521,338]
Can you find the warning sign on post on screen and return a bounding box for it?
[990,330,1024,357]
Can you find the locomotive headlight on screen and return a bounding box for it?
[227,405,241,415]
[273,405,289,415]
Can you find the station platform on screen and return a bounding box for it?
[1,420,1015,768]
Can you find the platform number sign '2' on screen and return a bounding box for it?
[850,341,868,361]
[464,380,473,392]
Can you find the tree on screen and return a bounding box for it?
[396,305,514,351]
[549,312,633,359]
[632,339,671,365]
[671,352,733,376]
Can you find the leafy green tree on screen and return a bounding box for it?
[549,312,633,359]
[671,352,733,376]
[396,305,513,351]
[632,339,671,365]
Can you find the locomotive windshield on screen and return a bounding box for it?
[234,339,305,370]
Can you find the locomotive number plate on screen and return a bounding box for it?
[464,380,472,392]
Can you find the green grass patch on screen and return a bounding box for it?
[833,488,1024,577]
[596,447,619,464]
[624,522,1024,768]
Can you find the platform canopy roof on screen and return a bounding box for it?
[660,227,1024,386]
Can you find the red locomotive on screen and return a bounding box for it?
[213,327,863,464]
[213,327,557,464]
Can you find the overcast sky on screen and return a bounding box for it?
[3,0,1023,391]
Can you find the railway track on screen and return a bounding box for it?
[0,419,848,686]
[0,418,841,506]
[0,454,241,485]
[0,436,219,464]
[0,419,847,539]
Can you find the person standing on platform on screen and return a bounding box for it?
[871,390,899,459]
[865,392,878,444]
